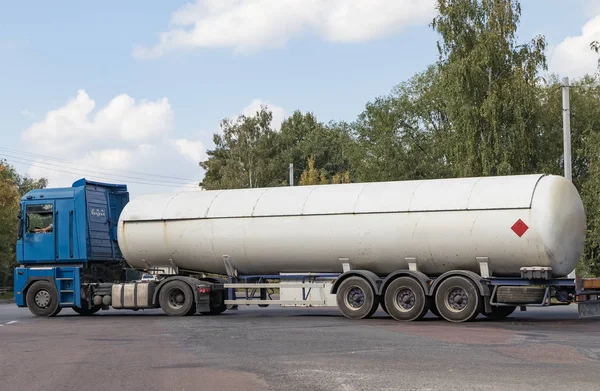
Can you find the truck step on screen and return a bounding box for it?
[56,278,74,281]
[60,290,74,293]
[60,302,74,305]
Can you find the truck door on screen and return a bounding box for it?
[23,201,56,263]
[55,199,77,261]
[15,204,24,263]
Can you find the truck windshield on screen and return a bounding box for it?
[26,204,53,233]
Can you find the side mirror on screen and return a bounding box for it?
[17,210,24,239]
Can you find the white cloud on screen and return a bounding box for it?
[548,14,600,79]
[22,90,174,155]
[240,98,286,131]
[19,90,204,196]
[133,0,435,58]
[174,139,208,162]
[18,91,285,196]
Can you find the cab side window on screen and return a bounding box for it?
[26,204,53,233]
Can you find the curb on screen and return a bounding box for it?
[0,299,15,304]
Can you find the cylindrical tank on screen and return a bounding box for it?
[117,174,586,278]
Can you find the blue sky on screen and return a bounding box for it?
[2,0,600,196]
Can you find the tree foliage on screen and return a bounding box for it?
[299,156,350,185]
[431,0,547,177]
[0,160,48,287]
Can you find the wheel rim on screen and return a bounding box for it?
[394,287,416,312]
[344,286,365,310]
[445,286,468,313]
[167,287,186,310]
[34,289,51,309]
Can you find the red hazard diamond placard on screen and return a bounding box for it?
[511,219,529,237]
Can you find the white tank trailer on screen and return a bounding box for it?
[110,173,596,323]
[118,174,585,279]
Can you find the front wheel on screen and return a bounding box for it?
[159,280,195,316]
[26,281,62,317]
[336,276,379,319]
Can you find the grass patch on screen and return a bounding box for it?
[0,292,14,300]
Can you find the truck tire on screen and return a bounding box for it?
[72,301,101,316]
[496,286,546,304]
[73,276,102,315]
[202,302,227,315]
[336,276,378,320]
[482,305,516,320]
[383,276,429,321]
[434,276,482,323]
[26,280,61,317]
[159,280,195,316]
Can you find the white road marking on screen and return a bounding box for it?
[6,321,17,325]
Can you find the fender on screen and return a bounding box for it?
[380,270,432,296]
[19,277,55,307]
[152,276,208,305]
[330,270,383,295]
[430,270,491,297]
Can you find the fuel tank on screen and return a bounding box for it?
[117,174,586,278]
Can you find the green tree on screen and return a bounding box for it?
[536,76,600,276]
[200,105,281,189]
[200,109,356,189]
[430,0,547,177]
[350,65,450,183]
[0,160,47,287]
[278,111,354,186]
[299,156,350,185]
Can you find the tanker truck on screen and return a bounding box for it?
[12,174,600,323]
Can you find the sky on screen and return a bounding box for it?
[2,0,600,197]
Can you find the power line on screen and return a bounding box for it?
[3,156,201,188]
[0,146,201,183]
[0,151,200,186]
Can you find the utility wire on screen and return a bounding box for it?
[0,146,201,183]
[0,152,197,186]
[0,151,200,186]
[3,156,201,188]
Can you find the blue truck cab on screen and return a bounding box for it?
[14,179,129,316]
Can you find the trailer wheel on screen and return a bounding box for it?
[434,276,482,323]
[482,305,516,320]
[26,281,61,317]
[159,280,195,316]
[383,276,429,321]
[336,276,378,320]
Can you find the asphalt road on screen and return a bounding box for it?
[1,303,599,391]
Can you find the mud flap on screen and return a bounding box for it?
[578,301,600,318]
